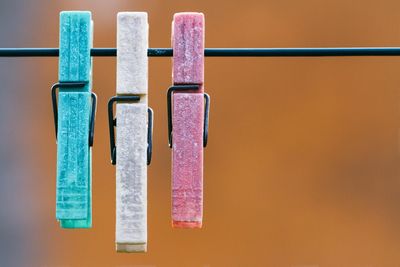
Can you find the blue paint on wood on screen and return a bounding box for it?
[56,11,93,228]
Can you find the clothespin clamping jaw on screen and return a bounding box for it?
[169,12,210,228]
[51,11,96,229]
[107,12,152,253]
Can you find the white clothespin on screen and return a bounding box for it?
[108,12,152,253]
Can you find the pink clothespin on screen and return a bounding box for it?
[168,12,210,228]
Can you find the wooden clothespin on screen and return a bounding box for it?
[169,12,210,228]
[52,11,96,228]
[108,12,152,252]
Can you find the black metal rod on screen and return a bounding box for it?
[2,47,400,57]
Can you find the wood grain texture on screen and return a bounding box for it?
[56,11,93,228]
[115,12,148,251]
[171,13,205,228]
[172,93,204,227]
[117,12,148,97]
[172,12,204,88]
[116,104,147,252]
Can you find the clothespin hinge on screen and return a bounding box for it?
[167,84,210,148]
[51,82,97,147]
[107,95,153,166]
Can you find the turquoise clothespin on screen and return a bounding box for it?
[54,11,95,228]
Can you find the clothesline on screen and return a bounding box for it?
[1,47,400,57]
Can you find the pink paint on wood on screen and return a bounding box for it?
[172,93,204,227]
[171,12,205,228]
[172,12,204,88]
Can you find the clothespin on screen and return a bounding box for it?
[108,12,152,252]
[169,12,210,228]
[51,11,96,228]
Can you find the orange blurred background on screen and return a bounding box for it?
[1,0,400,266]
